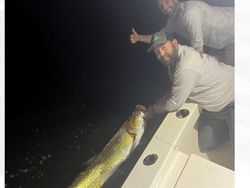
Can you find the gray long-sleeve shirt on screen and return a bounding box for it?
[162,1,234,52]
[153,45,234,113]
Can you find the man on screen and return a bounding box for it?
[130,0,234,66]
[137,31,234,152]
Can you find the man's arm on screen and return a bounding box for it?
[130,20,174,44]
[153,69,201,113]
[130,28,152,44]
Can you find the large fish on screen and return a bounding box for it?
[69,110,146,188]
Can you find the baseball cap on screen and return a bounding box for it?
[147,31,175,52]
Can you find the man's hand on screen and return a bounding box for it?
[130,28,139,44]
[136,104,155,120]
[130,28,152,44]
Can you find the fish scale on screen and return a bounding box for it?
[69,111,146,188]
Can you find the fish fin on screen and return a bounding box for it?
[130,125,145,152]
[81,154,97,168]
[130,135,140,152]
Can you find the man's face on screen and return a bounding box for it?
[158,0,177,15]
[154,41,178,65]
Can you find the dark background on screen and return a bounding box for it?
[5,0,234,187]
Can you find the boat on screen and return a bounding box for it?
[122,103,234,188]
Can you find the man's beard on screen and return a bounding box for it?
[161,46,178,66]
[165,2,179,16]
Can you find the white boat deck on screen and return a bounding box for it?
[122,103,234,188]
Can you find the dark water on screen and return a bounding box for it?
[5,0,234,187]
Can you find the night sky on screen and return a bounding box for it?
[5,0,234,187]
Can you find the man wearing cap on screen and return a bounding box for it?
[137,31,234,152]
[130,0,234,66]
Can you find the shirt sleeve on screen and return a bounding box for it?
[153,69,201,113]
[182,8,204,52]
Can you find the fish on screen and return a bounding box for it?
[69,110,146,188]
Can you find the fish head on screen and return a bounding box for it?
[126,110,146,135]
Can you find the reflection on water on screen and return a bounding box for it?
[6,97,165,188]
[6,0,168,186]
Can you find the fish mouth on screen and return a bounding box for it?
[125,111,145,135]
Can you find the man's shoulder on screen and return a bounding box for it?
[179,45,199,58]
[182,0,209,12]
[183,0,208,7]
[178,46,202,70]
[180,1,203,22]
